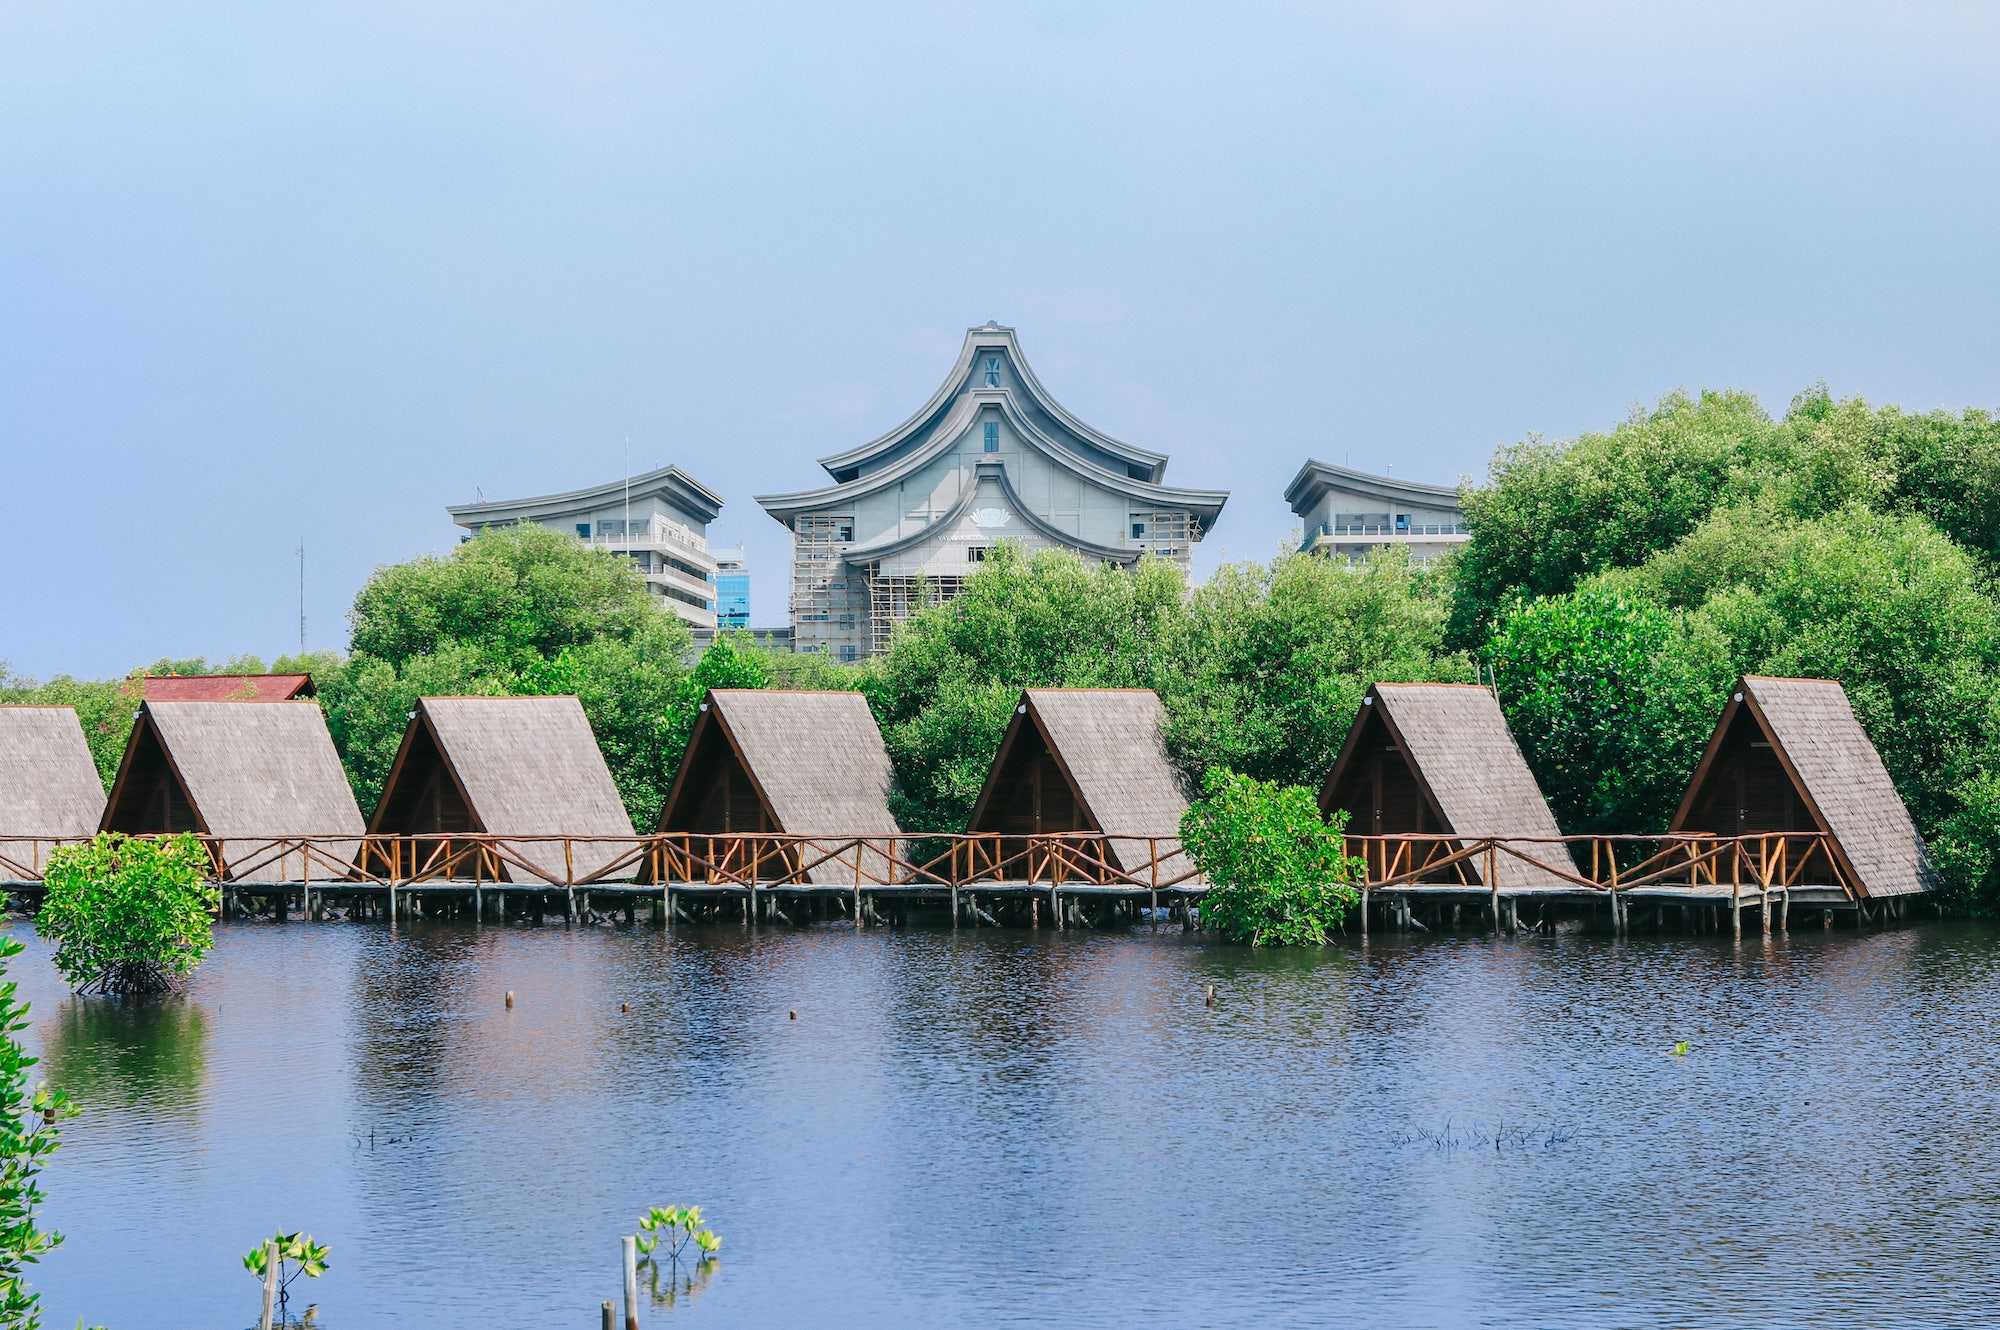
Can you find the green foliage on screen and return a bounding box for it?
[318,526,692,824]
[1449,387,1894,648]
[244,1229,330,1321]
[1181,769,1362,945]
[869,544,1186,829]
[36,833,219,995]
[1485,587,1734,832]
[660,634,774,771]
[1164,549,1471,787]
[1931,771,2000,911]
[0,935,78,1330]
[634,1204,721,1264]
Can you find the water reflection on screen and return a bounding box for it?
[38,994,208,1115]
[8,920,2000,1330]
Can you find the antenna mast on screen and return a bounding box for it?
[296,543,306,653]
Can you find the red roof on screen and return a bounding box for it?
[141,674,316,702]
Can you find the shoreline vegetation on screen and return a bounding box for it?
[6,386,2000,914]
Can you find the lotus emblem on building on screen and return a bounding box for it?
[970,507,1012,529]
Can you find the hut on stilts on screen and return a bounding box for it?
[1670,676,1934,908]
[0,706,107,880]
[367,696,636,888]
[653,690,900,903]
[964,689,1193,896]
[99,700,364,882]
[1319,683,1574,891]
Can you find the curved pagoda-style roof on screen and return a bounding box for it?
[448,463,723,527]
[816,322,1167,482]
[755,324,1228,530]
[1284,460,1465,517]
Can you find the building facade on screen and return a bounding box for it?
[448,465,724,628]
[1284,461,1468,566]
[756,323,1229,660]
[712,547,750,629]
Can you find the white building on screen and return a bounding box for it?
[1284,461,1468,566]
[755,323,1229,660]
[447,465,724,628]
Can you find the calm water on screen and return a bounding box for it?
[10,915,2000,1329]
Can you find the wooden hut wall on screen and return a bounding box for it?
[101,716,198,834]
[981,721,1088,837]
[372,721,476,836]
[1679,706,1806,836]
[1677,697,1839,884]
[659,718,773,834]
[1322,705,1445,840]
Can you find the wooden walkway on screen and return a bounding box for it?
[0,829,1917,936]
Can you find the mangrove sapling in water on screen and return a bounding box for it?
[635,1206,721,1306]
[1180,769,1364,945]
[243,1231,330,1325]
[36,833,218,995]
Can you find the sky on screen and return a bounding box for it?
[3,1,1998,678]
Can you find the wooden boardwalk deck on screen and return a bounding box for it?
[0,829,1923,936]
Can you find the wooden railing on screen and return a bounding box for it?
[1339,832,1849,898]
[0,830,1852,899]
[0,832,1199,892]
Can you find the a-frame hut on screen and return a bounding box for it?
[1319,683,1573,888]
[1669,676,1933,900]
[654,690,901,883]
[100,701,364,882]
[965,689,1191,884]
[0,706,106,879]
[367,696,636,883]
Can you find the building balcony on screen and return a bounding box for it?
[584,529,715,567]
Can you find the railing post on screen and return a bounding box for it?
[1488,843,1501,936]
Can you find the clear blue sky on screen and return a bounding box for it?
[4,2,1996,678]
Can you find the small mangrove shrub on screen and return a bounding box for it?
[636,1205,720,1307]
[1181,768,1363,945]
[37,833,218,995]
[0,935,78,1330]
[243,1230,330,1323]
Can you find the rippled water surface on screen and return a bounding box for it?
[12,916,2000,1328]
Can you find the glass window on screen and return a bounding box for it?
[575,522,591,538]
[1131,519,1147,539]
[984,356,1000,387]
[983,421,999,452]
[967,545,988,562]
[836,521,854,542]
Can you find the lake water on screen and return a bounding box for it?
[11,915,2000,1329]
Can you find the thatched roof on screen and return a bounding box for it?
[405,696,636,882]
[0,707,105,879]
[1325,683,1574,889]
[1674,676,1934,899]
[659,690,900,884]
[1017,688,1190,876]
[115,701,364,882]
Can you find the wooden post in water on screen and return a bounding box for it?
[601,1300,615,1330]
[622,1236,639,1330]
[1780,888,1789,931]
[1487,845,1501,936]
[259,1240,278,1330]
[1359,885,1369,939]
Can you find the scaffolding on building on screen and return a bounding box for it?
[866,569,968,656]
[790,514,864,654]
[1132,510,1196,565]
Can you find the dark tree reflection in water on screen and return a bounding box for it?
[11,919,2000,1329]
